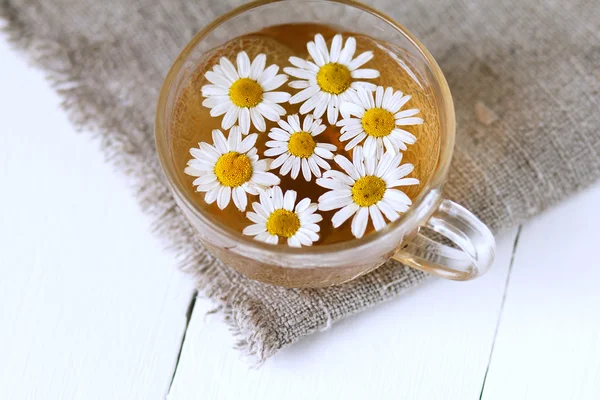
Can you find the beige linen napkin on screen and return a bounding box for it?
[2,0,598,360]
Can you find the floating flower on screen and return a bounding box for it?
[337,86,423,157]
[184,127,280,211]
[284,34,380,125]
[265,114,337,181]
[243,186,322,247]
[316,146,419,239]
[201,51,291,135]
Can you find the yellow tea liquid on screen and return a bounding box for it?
[170,23,440,245]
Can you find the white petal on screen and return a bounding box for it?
[269,153,289,171]
[347,51,374,71]
[384,189,412,208]
[283,190,297,211]
[322,169,355,185]
[254,232,271,243]
[352,145,365,176]
[363,135,377,157]
[340,102,365,118]
[329,34,342,63]
[301,158,312,181]
[327,94,340,125]
[314,34,330,63]
[315,177,350,191]
[288,114,302,132]
[391,128,417,145]
[308,157,322,177]
[316,142,337,152]
[243,224,266,236]
[382,87,394,109]
[202,85,229,96]
[264,147,288,157]
[318,194,353,211]
[222,106,240,130]
[210,101,233,117]
[279,155,296,176]
[312,154,333,171]
[351,69,380,79]
[389,94,411,113]
[205,71,231,87]
[250,108,266,132]
[231,186,247,211]
[204,187,220,204]
[344,132,367,150]
[202,95,230,108]
[334,155,361,180]
[239,107,251,134]
[331,203,360,228]
[287,236,302,248]
[212,129,228,153]
[307,42,325,66]
[377,200,401,222]
[262,75,288,91]
[288,56,320,72]
[294,230,313,246]
[365,153,377,176]
[338,36,356,65]
[227,126,241,150]
[314,147,334,159]
[257,103,282,122]
[263,91,291,103]
[258,65,279,85]
[396,117,424,126]
[387,178,420,187]
[299,227,320,242]
[246,211,266,224]
[357,87,374,109]
[219,57,239,81]
[369,205,386,231]
[236,51,251,78]
[272,186,284,209]
[291,158,301,179]
[266,235,279,245]
[289,80,310,89]
[283,67,315,80]
[295,198,311,213]
[395,108,420,119]
[313,92,330,118]
[375,86,384,108]
[351,207,369,238]
[302,114,314,132]
[250,54,266,80]
[252,171,280,186]
[217,186,231,210]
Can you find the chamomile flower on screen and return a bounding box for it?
[265,114,337,181]
[243,186,322,247]
[316,146,419,239]
[284,34,380,125]
[337,86,424,157]
[184,127,280,211]
[201,51,291,135]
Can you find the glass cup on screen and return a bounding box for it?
[155,0,496,287]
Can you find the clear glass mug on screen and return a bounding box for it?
[155,0,496,287]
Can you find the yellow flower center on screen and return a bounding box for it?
[287,132,316,158]
[266,209,301,238]
[214,152,253,187]
[352,176,387,207]
[229,78,263,108]
[316,63,352,95]
[361,108,396,138]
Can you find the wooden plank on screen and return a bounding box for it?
[481,184,600,400]
[169,230,519,400]
[0,38,195,399]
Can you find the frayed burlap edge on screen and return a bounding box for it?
[0,1,284,364]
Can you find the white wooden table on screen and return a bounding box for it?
[1,35,599,400]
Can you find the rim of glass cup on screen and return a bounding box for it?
[155,0,456,258]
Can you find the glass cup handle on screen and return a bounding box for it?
[392,199,496,280]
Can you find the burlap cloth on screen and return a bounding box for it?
[3,0,598,361]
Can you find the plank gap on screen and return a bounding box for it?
[479,225,523,400]
[167,290,198,394]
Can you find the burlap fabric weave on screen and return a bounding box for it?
[2,0,598,361]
